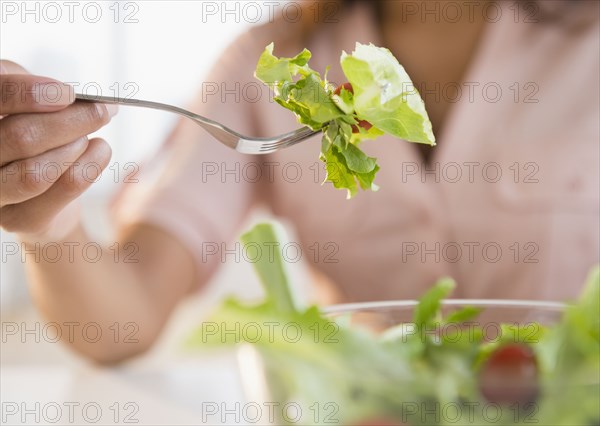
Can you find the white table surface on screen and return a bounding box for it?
[1,355,248,425]
[1,292,261,426]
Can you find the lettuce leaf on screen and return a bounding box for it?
[239,223,295,312]
[255,43,312,84]
[187,223,416,423]
[188,223,600,424]
[533,266,600,424]
[412,277,455,328]
[255,42,435,198]
[340,43,435,145]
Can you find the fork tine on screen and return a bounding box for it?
[258,133,317,152]
[237,127,319,154]
[258,138,306,152]
[258,128,318,148]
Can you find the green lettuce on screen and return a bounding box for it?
[187,223,417,423]
[255,42,435,198]
[188,223,600,425]
[340,43,435,144]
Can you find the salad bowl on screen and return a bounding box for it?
[236,299,593,426]
[188,224,599,426]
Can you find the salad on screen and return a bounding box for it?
[255,42,436,198]
[188,223,600,425]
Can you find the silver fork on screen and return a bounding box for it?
[75,93,320,154]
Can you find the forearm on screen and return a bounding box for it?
[22,225,178,363]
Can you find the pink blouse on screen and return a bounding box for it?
[112,2,599,302]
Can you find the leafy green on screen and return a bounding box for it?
[255,43,311,84]
[340,43,435,144]
[444,306,482,324]
[413,277,455,328]
[320,121,380,197]
[188,223,417,423]
[239,223,295,312]
[533,266,600,425]
[255,42,435,198]
[188,223,600,425]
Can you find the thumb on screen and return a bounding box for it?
[0,60,30,75]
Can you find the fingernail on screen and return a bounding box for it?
[34,82,73,106]
[105,104,119,118]
[95,103,119,120]
[72,136,89,148]
[61,137,89,154]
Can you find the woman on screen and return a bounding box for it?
[0,0,598,362]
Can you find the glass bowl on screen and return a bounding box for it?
[323,299,565,333]
[236,300,598,425]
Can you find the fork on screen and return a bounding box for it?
[75,93,320,154]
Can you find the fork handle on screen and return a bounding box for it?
[74,93,220,129]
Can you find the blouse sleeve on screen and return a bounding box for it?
[110,31,267,287]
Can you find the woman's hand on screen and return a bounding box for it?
[0,60,117,242]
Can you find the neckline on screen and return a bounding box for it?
[428,18,497,164]
[336,2,502,165]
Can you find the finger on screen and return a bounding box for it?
[0,62,28,119]
[0,137,89,206]
[0,138,112,235]
[0,60,29,75]
[0,101,117,165]
[0,74,74,115]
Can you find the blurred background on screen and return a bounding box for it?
[1,2,312,424]
[3,1,597,424]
